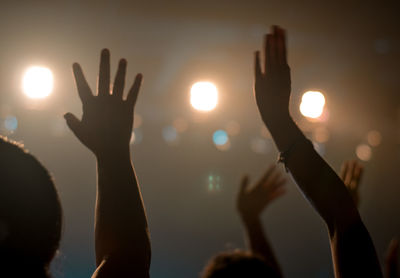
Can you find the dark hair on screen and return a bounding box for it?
[201,250,280,278]
[0,136,62,277]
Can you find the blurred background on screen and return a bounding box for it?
[0,0,399,277]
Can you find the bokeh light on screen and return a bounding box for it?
[213,130,228,145]
[225,121,240,136]
[250,137,271,154]
[260,126,271,138]
[131,129,143,145]
[190,82,218,112]
[208,174,221,192]
[22,66,53,99]
[134,114,143,129]
[300,91,326,119]
[313,142,325,156]
[162,126,178,144]
[51,118,66,137]
[215,140,231,151]
[367,130,382,147]
[173,118,189,133]
[356,144,372,161]
[4,116,18,132]
[313,126,330,143]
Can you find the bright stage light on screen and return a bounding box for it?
[190,82,218,112]
[300,91,325,119]
[22,66,53,99]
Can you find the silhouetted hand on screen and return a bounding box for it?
[64,49,142,156]
[237,165,286,220]
[340,160,364,207]
[254,26,291,124]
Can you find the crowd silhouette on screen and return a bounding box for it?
[0,26,398,278]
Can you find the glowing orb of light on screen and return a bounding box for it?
[356,144,372,161]
[130,129,143,145]
[190,82,218,112]
[162,126,178,144]
[22,66,54,99]
[213,130,228,146]
[299,91,326,119]
[4,116,18,131]
[367,130,382,147]
[250,137,270,154]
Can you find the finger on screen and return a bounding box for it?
[265,176,286,194]
[265,167,283,186]
[112,59,127,99]
[254,51,262,78]
[345,160,356,187]
[352,162,364,188]
[127,73,143,106]
[264,34,273,74]
[268,186,287,202]
[64,113,82,138]
[270,26,279,69]
[256,164,277,190]
[72,63,93,103]
[239,175,250,196]
[98,48,110,96]
[340,160,349,183]
[277,26,287,65]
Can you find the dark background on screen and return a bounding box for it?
[0,0,399,277]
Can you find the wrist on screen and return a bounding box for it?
[239,212,261,225]
[95,144,131,161]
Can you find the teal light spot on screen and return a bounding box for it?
[213,130,228,145]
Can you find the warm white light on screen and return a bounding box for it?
[367,130,382,147]
[300,91,326,119]
[356,144,372,161]
[190,82,218,112]
[22,66,53,99]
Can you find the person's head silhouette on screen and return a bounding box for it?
[201,251,280,278]
[0,136,62,277]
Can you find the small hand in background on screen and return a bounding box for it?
[237,165,287,221]
[340,160,364,207]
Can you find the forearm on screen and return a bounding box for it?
[265,115,358,231]
[330,219,382,278]
[242,216,283,277]
[265,114,382,277]
[95,147,151,268]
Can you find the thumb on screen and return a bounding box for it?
[64,113,82,138]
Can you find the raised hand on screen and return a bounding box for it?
[236,165,286,278]
[64,49,142,156]
[253,26,383,278]
[254,26,291,124]
[340,160,364,207]
[65,49,150,277]
[237,165,286,220]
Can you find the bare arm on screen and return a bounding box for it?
[65,49,150,277]
[236,165,286,277]
[253,26,382,278]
